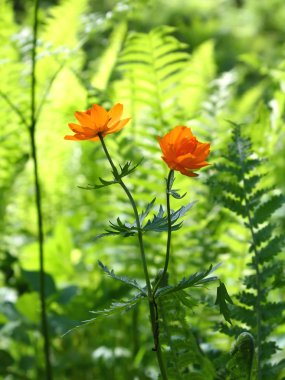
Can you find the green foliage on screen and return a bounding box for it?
[215,123,285,379]
[79,160,142,190]
[96,199,196,238]
[98,260,147,295]
[155,264,219,299]
[1,0,285,379]
[159,291,216,379]
[226,332,255,380]
[215,281,234,325]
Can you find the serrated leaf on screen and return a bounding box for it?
[94,231,119,239]
[223,196,246,217]
[96,200,195,238]
[156,263,219,299]
[259,235,285,264]
[96,217,138,239]
[247,187,273,207]
[170,201,196,223]
[215,163,242,179]
[170,189,187,199]
[117,159,142,179]
[139,198,156,225]
[98,260,147,295]
[244,175,263,194]
[78,160,141,190]
[78,177,117,190]
[218,180,243,199]
[143,201,196,233]
[166,169,175,190]
[252,194,284,227]
[62,293,144,336]
[174,290,198,309]
[244,158,262,172]
[251,223,274,247]
[215,281,233,324]
[165,171,187,199]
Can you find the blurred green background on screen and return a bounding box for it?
[0,0,284,379]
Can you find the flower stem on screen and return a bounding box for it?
[98,134,168,379]
[154,170,173,294]
[98,134,151,293]
[30,0,53,379]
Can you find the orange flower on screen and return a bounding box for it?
[64,103,130,142]
[158,126,210,177]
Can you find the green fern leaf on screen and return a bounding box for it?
[217,180,243,199]
[223,196,246,217]
[251,223,275,247]
[259,235,285,263]
[252,194,284,227]
[243,174,262,194]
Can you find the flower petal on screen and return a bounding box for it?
[158,126,210,177]
[74,111,94,128]
[179,169,198,177]
[68,123,85,133]
[168,126,186,145]
[89,135,100,142]
[108,103,124,127]
[105,118,130,134]
[194,142,211,158]
[64,133,88,141]
[90,104,108,128]
[66,103,130,143]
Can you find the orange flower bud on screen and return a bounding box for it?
[65,103,130,142]
[158,126,210,177]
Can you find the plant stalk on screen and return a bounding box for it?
[154,170,173,294]
[30,0,53,379]
[99,134,168,379]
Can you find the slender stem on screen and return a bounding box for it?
[99,134,152,294]
[153,170,173,294]
[30,1,53,379]
[29,133,53,380]
[98,134,168,379]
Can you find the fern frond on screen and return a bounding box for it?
[159,293,216,379]
[214,122,285,378]
[252,194,284,227]
[258,235,285,263]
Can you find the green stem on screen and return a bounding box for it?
[30,1,53,379]
[98,134,168,380]
[154,170,173,294]
[99,134,152,294]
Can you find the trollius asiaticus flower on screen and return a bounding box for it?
[64,103,130,142]
[158,126,210,177]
